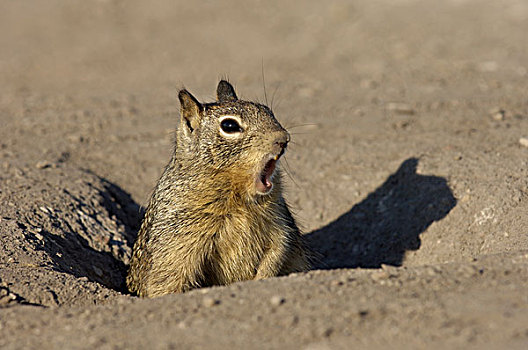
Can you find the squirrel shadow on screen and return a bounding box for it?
[306,157,456,269]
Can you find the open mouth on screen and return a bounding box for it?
[255,152,282,195]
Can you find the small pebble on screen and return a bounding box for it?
[288,314,299,326]
[490,108,505,121]
[380,264,399,277]
[270,295,285,306]
[360,79,378,89]
[92,266,103,277]
[67,134,82,143]
[425,266,439,277]
[371,270,390,281]
[386,102,415,115]
[354,108,365,116]
[39,206,50,214]
[358,310,369,318]
[393,120,410,129]
[35,161,53,169]
[322,327,333,337]
[202,297,220,307]
[519,137,528,148]
[330,279,344,287]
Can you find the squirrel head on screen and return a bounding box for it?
[176,80,290,197]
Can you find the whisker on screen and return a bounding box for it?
[281,155,301,189]
[270,82,281,111]
[286,123,318,129]
[261,59,268,106]
[288,132,313,136]
[273,93,283,111]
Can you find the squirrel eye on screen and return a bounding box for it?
[220,118,242,133]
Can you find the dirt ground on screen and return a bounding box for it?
[1,0,528,348]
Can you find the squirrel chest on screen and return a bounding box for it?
[196,197,288,286]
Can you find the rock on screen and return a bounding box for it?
[202,297,220,307]
[489,108,505,121]
[270,295,285,306]
[519,137,528,148]
[360,79,378,89]
[0,286,19,307]
[92,266,103,277]
[321,327,333,337]
[35,161,52,169]
[386,102,415,115]
[380,264,399,277]
[330,279,344,287]
[371,270,390,281]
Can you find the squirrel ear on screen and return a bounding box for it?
[217,80,238,102]
[178,89,203,134]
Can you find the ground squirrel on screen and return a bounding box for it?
[127,80,310,297]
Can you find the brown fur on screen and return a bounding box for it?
[126,80,310,297]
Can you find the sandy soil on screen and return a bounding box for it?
[1,0,528,348]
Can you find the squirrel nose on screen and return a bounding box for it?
[274,132,290,149]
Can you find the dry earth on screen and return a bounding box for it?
[1,0,527,349]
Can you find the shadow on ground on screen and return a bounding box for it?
[307,157,456,269]
[32,171,143,293]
